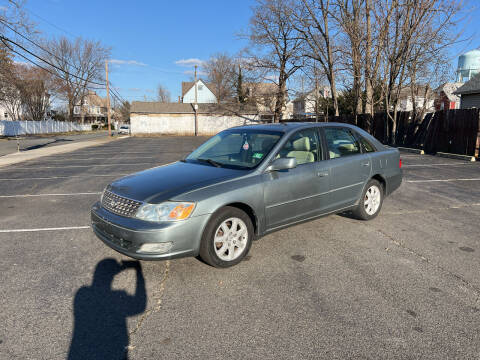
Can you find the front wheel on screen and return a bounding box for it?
[352,179,384,220]
[199,207,253,268]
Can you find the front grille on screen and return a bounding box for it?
[101,190,142,217]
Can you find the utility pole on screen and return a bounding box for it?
[194,65,198,136]
[105,59,112,136]
[314,61,319,123]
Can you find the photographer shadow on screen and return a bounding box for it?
[68,258,146,360]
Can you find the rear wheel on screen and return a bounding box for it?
[353,179,384,220]
[199,207,253,268]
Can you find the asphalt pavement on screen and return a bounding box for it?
[0,137,479,359]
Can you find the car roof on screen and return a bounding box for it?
[230,121,361,132]
[229,121,386,150]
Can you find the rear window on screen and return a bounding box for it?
[324,127,361,158]
[357,135,376,153]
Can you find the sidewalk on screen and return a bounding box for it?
[0,135,128,168]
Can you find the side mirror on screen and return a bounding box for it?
[265,157,297,172]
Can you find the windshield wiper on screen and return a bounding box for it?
[197,158,222,167]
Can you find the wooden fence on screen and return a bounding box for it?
[288,109,480,157]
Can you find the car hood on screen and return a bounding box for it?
[108,161,248,203]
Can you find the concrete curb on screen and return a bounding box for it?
[0,136,128,168]
[436,152,476,162]
[397,147,425,155]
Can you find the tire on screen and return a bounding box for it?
[352,179,384,221]
[199,206,254,268]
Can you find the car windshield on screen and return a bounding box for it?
[185,129,283,169]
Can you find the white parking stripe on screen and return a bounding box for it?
[0,173,129,181]
[403,163,475,167]
[406,178,480,183]
[0,226,90,233]
[38,157,160,161]
[0,192,101,198]
[3,163,156,170]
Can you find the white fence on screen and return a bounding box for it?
[0,120,91,136]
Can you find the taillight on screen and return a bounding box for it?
[399,158,402,168]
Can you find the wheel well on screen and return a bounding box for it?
[224,202,258,235]
[371,174,386,194]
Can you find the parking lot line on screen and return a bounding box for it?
[0,226,90,233]
[0,174,129,181]
[403,163,476,168]
[38,157,160,161]
[406,178,480,183]
[2,163,157,170]
[0,192,101,198]
[383,203,480,215]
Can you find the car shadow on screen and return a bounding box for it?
[68,258,146,360]
[336,211,357,220]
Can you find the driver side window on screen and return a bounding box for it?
[276,129,320,165]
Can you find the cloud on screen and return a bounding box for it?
[183,69,207,76]
[175,58,205,67]
[110,59,147,66]
[0,6,7,11]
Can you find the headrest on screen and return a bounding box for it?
[292,137,310,151]
[338,143,355,151]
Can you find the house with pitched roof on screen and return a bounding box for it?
[454,74,480,109]
[434,83,463,110]
[181,80,217,104]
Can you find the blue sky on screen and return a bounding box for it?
[20,0,257,104]
[4,0,480,105]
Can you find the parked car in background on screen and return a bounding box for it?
[91,123,402,267]
[118,125,130,135]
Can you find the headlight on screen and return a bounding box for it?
[135,202,195,222]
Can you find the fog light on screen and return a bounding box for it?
[137,242,173,254]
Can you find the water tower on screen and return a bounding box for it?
[456,49,480,82]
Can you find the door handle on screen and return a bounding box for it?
[361,162,370,167]
[317,171,329,177]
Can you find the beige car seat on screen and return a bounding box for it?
[287,137,314,164]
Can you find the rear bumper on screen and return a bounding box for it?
[91,202,209,261]
[386,172,402,196]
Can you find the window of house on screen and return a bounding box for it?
[198,85,204,90]
[324,127,361,159]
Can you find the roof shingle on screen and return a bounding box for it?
[454,74,480,95]
[131,102,258,115]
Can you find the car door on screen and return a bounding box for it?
[321,126,371,211]
[263,128,330,230]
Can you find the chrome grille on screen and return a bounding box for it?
[101,190,142,217]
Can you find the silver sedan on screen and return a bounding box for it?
[91,122,402,267]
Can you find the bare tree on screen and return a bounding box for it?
[116,100,130,123]
[17,66,55,120]
[204,53,237,103]
[43,37,110,122]
[244,0,303,121]
[0,61,22,120]
[294,0,340,116]
[333,0,365,120]
[379,0,463,142]
[157,84,171,103]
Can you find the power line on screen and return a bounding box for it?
[0,19,85,75]
[23,7,78,39]
[1,35,105,86]
[1,39,107,99]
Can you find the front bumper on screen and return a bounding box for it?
[91,202,210,260]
